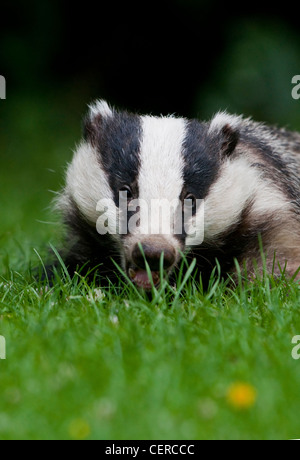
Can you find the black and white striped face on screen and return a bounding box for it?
[62,100,241,290]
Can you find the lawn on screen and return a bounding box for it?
[1,95,300,440]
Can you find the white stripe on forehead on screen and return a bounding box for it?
[138,115,186,201]
[135,115,186,239]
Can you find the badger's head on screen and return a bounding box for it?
[60,100,240,290]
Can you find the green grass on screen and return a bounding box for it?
[1,94,300,440]
[1,266,300,440]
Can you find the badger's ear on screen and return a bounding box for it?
[83,100,114,145]
[208,112,240,157]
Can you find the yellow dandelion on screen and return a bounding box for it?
[227,382,257,410]
[68,418,91,440]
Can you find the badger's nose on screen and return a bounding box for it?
[131,240,176,271]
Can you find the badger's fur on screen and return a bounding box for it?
[56,100,300,289]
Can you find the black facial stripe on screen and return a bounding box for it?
[186,204,277,289]
[240,128,300,202]
[62,197,122,280]
[182,119,220,201]
[90,111,142,205]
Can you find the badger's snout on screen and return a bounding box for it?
[127,237,177,290]
[132,241,176,271]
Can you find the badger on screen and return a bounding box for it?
[55,100,300,290]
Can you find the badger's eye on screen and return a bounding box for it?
[119,185,133,200]
[184,193,197,213]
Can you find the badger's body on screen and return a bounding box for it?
[57,100,300,289]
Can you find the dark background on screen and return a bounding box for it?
[2,0,300,121]
[1,0,300,261]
